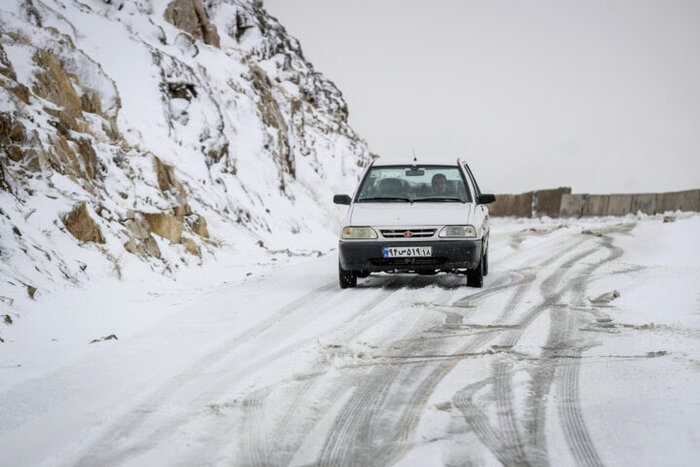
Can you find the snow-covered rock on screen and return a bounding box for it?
[0,0,369,308]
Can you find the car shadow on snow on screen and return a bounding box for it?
[356,272,468,290]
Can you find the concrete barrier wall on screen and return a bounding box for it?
[606,194,633,216]
[534,187,572,218]
[489,192,534,218]
[631,194,656,215]
[556,189,700,218]
[656,189,700,213]
[582,195,610,216]
[492,189,700,217]
[560,194,585,217]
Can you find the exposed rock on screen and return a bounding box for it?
[0,113,27,145]
[188,214,209,238]
[227,2,348,119]
[124,234,162,259]
[80,90,102,114]
[164,0,221,48]
[124,217,151,240]
[23,148,43,172]
[19,0,43,27]
[48,135,82,180]
[0,47,30,102]
[144,236,162,258]
[173,204,191,218]
[0,160,8,192]
[205,142,229,166]
[180,235,200,256]
[32,49,83,120]
[9,82,31,104]
[0,44,17,80]
[123,238,141,256]
[6,145,25,162]
[174,32,199,57]
[27,285,37,299]
[76,138,99,180]
[164,81,197,101]
[89,334,117,344]
[153,155,185,196]
[142,212,183,243]
[249,65,294,182]
[63,202,106,244]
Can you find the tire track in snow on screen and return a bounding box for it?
[517,230,625,466]
[451,239,596,466]
[552,236,623,467]
[73,280,344,465]
[329,235,584,466]
[115,276,410,467]
[314,247,553,466]
[235,276,415,466]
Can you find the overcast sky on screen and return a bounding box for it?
[264,0,700,194]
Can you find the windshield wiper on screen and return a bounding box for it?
[359,196,412,202]
[413,197,466,203]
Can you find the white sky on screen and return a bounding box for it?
[263,0,700,194]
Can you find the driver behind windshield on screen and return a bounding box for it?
[431,173,447,195]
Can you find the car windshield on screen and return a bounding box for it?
[356,165,472,203]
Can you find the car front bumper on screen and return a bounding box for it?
[338,239,482,273]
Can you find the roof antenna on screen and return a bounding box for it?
[412,149,417,165]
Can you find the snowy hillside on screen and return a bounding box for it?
[0,0,370,308]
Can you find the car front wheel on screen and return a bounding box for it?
[483,248,489,277]
[339,264,357,288]
[466,253,484,288]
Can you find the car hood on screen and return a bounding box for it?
[349,202,475,227]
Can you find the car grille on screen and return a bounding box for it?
[380,228,436,238]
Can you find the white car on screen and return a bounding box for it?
[333,159,495,288]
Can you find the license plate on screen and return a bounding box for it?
[382,246,432,258]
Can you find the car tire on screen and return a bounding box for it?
[483,248,489,277]
[466,254,484,288]
[339,264,357,288]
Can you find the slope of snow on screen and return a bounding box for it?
[0,0,369,320]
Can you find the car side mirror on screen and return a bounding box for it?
[333,194,352,205]
[478,194,496,205]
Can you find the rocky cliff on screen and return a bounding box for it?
[0,0,368,305]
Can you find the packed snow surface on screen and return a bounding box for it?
[1,213,698,465]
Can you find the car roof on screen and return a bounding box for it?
[371,157,462,167]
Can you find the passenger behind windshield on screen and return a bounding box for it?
[356,166,471,203]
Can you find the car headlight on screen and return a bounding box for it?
[341,226,378,239]
[438,225,476,238]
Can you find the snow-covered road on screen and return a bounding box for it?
[1,215,699,466]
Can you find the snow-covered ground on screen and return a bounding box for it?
[1,213,699,466]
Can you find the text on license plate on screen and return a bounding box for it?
[383,246,432,258]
